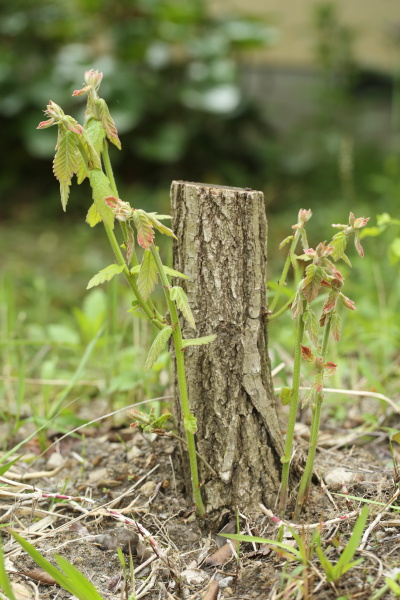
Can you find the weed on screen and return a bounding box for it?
[9,531,105,600]
[315,506,369,584]
[117,546,136,600]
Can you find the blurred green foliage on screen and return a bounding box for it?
[0,0,277,218]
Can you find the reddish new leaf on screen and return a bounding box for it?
[330,311,341,341]
[301,345,315,363]
[322,290,338,314]
[340,293,356,310]
[354,231,365,258]
[132,210,155,249]
[324,361,337,376]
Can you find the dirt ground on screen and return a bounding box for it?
[2,418,400,600]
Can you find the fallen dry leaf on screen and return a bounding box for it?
[201,580,219,600]
[19,568,57,585]
[203,541,239,566]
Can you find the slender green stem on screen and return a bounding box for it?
[150,244,205,516]
[278,300,307,515]
[294,316,332,517]
[269,229,301,314]
[268,294,295,321]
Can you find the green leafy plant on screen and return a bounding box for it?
[315,506,369,584]
[221,525,321,565]
[37,69,216,515]
[272,210,369,514]
[9,531,105,600]
[221,521,321,599]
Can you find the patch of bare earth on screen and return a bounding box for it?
[2,425,400,600]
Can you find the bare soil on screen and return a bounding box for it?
[2,420,400,600]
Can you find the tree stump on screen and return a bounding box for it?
[171,181,283,518]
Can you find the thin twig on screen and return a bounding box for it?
[260,503,360,530]
[358,513,383,551]
[274,386,400,414]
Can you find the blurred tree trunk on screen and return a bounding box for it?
[171,181,283,520]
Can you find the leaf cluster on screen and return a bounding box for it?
[315,507,369,583]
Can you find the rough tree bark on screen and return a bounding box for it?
[171,181,283,518]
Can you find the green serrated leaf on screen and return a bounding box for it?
[86,118,106,154]
[88,169,115,230]
[75,152,87,185]
[145,327,173,371]
[162,266,189,280]
[184,414,198,434]
[303,309,319,346]
[330,231,348,261]
[151,413,173,428]
[138,250,158,300]
[181,334,216,348]
[87,264,124,289]
[76,119,106,183]
[86,203,102,227]
[53,129,79,211]
[80,131,101,170]
[302,264,324,303]
[93,98,121,149]
[280,387,292,406]
[130,265,140,276]
[170,286,196,330]
[145,212,177,239]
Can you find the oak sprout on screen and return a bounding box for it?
[37,69,218,516]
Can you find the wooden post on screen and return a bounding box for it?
[171,181,283,518]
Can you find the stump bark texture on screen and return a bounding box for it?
[171,181,283,516]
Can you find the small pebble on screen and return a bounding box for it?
[46,452,64,470]
[127,446,142,460]
[181,568,209,585]
[325,467,358,485]
[219,576,234,589]
[139,481,156,496]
